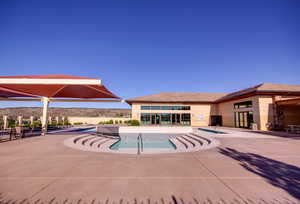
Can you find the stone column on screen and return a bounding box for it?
[18,116,23,126]
[41,97,50,136]
[56,116,59,124]
[3,115,8,130]
[30,116,34,125]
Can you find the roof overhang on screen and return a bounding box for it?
[125,100,217,105]
[276,97,300,106]
[216,91,300,103]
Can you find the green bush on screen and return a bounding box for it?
[31,121,42,128]
[119,120,122,124]
[63,119,70,126]
[124,120,140,126]
[98,120,114,125]
[73,122,83,125]
[8,119,16,128]
[130,120,140,126]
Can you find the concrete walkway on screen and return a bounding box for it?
[0,131,299,203]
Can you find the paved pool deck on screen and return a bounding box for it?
[0,129,299,204]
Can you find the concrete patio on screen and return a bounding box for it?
[0,130,299,204]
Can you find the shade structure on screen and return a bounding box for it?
[0,75,121,135]
[0,86,38,98]
[0,75,119,99]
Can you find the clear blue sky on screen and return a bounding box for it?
[0,0,299,109]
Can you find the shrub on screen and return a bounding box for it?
[63,119,70,126]
[73,122,83,125]
[8,119,16,128]
[31,121,41,128]
[106,120,114,124]
[119,120,122,124]
[130,120,140,126]
[124,120,140,126]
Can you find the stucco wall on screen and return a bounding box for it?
[131,103,214,126]
[191,104,215,126]
[217,96,260,128]
[257,96,274,130]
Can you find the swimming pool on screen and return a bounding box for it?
[64,126,219,154]
[198,128,226,134]
[110,133,178,152]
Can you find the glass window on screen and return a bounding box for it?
[161,113,171,125]
[141,106,191,110]
[141,113,151,125]
[181,113,191,125]
[234,101,252,109]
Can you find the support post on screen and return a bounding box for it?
[41,97,49,135]
[3,115,8,130]
[30,116,34,125]
[18,116,23,126]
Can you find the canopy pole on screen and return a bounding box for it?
[41,97,49,135]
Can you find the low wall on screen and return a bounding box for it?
[119,126,193,133]
[68,117,131,125]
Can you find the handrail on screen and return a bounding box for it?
[137,133,143,154]
[140,133,143,152]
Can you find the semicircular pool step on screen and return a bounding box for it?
[64,131,219,154]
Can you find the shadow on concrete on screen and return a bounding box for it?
[219,147,300,200]
[243,130,300,140]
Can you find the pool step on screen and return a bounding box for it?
[64,131,219,154]
[168,132,217,153]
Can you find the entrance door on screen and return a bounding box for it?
[151,114,156,125]
[155,114,161,125]
[235,111,253,128]
[171,114,180,125]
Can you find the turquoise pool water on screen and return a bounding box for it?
[198,128,226,134]
[110,133,177,150]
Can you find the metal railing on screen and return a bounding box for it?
[137,133,143,154]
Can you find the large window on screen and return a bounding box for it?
[140,113,191,126]
[234,101,252,109]
[181,113,191,125]
[141,113,151,125]
[141,105,190,110]
[161,113,171,125]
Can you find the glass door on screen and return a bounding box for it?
[155,114,161,125]
[235,111,253,128]
[151,114,156,125]
[171,114,180,125]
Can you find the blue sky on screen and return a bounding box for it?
[0,0,299,109]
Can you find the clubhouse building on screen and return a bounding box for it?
[126,83,300,131]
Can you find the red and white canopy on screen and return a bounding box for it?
[0,74,121,135]
[0,75,119,99]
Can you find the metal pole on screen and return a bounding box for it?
[41,97,49,136]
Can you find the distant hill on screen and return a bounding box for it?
[0,107,131,119]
